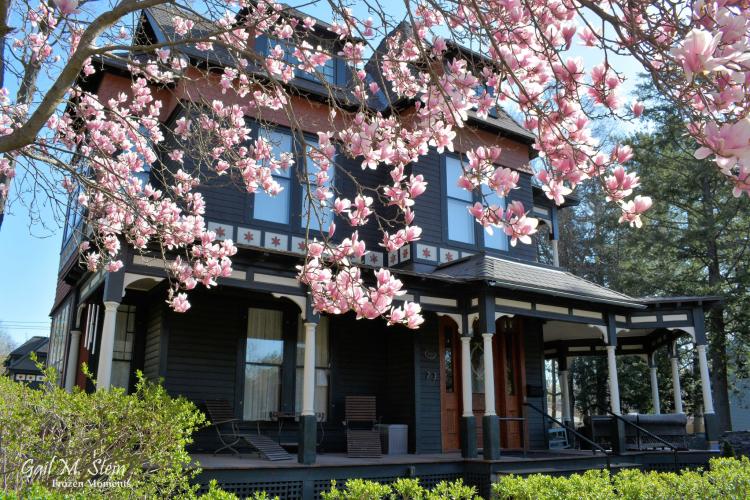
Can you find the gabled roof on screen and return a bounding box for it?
[431,253,644,308]
[5,336,48,372]
[364,22,536,145]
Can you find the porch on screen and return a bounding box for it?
[192,448,718,499]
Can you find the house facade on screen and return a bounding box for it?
[46,6,721,497]
[3,336,49,388]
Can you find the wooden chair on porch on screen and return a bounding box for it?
[343,395,382,458]
[204,400,293,461]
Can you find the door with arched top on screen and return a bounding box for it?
[495,316,525,449]
[439,316,461,452]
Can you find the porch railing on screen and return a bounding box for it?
[606,410,679,472]
[524,401,611,472]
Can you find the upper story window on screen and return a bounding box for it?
[300,138,334,232]
[444,155,509,251]
[253,129,293,224]
[481,186,508,251]
[445,156,475,245]
[266,37,338,85]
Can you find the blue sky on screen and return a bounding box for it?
[0,1,644,347]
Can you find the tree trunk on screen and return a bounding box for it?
[702,177,732,433]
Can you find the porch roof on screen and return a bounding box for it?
[431,253,644,308]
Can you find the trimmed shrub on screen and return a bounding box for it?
[493,457,750,500]
[321,478,480,499]
[0,368,206,498]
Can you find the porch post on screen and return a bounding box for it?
[692,306,718,448]
[482,331,500,459]
[460,334,477,458]
[479,294,500,459]
[558,357,572,425]
[64,330,81,392]
[95,301,120,390]
[669,341,684,414]
[299,302,319,465]
[648,352,661,414]
[606,314,626,454]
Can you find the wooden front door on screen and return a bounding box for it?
[495,317,526,449]
[439,317,461,452]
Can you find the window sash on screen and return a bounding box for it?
[481,186,508,251]
[244,308,284,421]
[254,128,293,223]
[300,140,334,231]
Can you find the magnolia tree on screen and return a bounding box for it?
[0,0,748,326]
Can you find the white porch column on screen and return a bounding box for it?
[482,333,496,416]
[670,342,684,413]
[697,344,715,415]
[559,367,572,423]
[64,330,81,392]
[301,322,317,416]
[96,301,120,390]
[461,336,473,417]
[606,345,621,415]
[649,353,661,414]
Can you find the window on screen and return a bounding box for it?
[254,129,293,224]
[300,138,335,232]
[244,308,284,421]
[267,38,337,85]
[481,186,509,251]
[111,305,136,389]
[445,156,475,244]
[131,125,153,188]
[48,298,72,381]
[295,316,330,420]
[470,336,485,394]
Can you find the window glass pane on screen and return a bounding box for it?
[447,198,475,244]
[254,178,290,224]
[482,187,508,251]
[300,140,334,231]
[444,332,454,393]
[470,337,485,394]
[445,157,472,201]
[244,365,280,421]
[255,129,292,223]
[246,308,284,364]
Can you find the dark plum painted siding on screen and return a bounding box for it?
[410,149,538,262]
[143,301,163,380]
[522,318,547,449]
[413,314,442,453]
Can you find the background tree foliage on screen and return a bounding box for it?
[558,80,750,432]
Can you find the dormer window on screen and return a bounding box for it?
[265,37,338,85]
[254,128,293,224]
[445,156,475,245]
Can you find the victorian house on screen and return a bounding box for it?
[46,5,721,498]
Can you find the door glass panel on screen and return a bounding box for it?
[444,329,454,393]
[505,334,516,395]
[470,336,485,393]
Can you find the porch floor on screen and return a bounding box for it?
[193,448,679,470]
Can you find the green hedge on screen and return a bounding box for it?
[0,367,206,498]
[493,457,750,500]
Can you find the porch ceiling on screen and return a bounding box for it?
[542,321,609,343]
